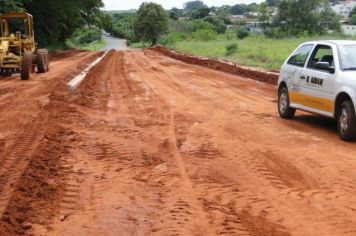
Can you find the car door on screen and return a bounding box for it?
[299,44,337,114]
[282,44,315,106]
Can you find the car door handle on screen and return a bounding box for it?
[300,75,306,80]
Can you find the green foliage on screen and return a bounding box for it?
[191,7,210,19]
[264,28,286,39]
[350,6,356,17]
[230,3,258,15]
[222,17,233,25]
[192,19,215,32]
[272,0,340,36]
[230,4,249,15]
[21,0,104,46]
[214,5,231,17]
[184,1,206,11]
[191,29,217,41]
[159,32,186,46]
[204,17,227,34]
[236,28,250,39]
[172,33,354,71]
[225,43,238,56]
[266,0,278,6]
[319,2,340,32]
[169,7,183,20]
[65,27,103,50]
[169,20,195,33]
[0,0,24,12]
[134,2,169,45]
[351,15,356,25]
[111,13,134,39]
[258,2,270,30]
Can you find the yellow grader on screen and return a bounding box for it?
[0,12,49,80]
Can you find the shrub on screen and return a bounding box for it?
[236,28,250,39]
[192,19,216,32]
[160,32,186,46]
[204,17,227,34]
[225,30,237,40]
[264,28,287,39]
[225,43,238,56]
[191,29,218,41]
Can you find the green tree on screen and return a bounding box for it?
[351,15,356,25]
[319,1,340,32]
[0,0,24,13]
[191,7,210,19]
[80,0,104,26]
[215,5,231,17]
[99,12,114,33]
[134,3,168,45]
[274,0,340,36]
[184,1,206,11]
[111,13,135,39]
[266,0,279,6]
[204,16,227,34]
[23,0,104,46]
[230,4,248,15]
[259,2,270,30]
[349,6,356,18]
[169,7,183,20]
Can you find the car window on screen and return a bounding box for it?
[339,45,356,70]
[307,45,334,71]
[287,44,314,67]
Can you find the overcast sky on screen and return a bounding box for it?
[103,0,264,10]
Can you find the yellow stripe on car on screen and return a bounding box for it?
[289,92,334,113]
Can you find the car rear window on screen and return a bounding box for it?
[287,44,314,67]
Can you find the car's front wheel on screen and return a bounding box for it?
[278,87,296,119]
[337,100,356,141]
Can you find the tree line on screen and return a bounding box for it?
[106,0,347,47]
[0,0,104,46]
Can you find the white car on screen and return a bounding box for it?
[278,40,356,141]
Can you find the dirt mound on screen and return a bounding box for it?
[150,45,279,86]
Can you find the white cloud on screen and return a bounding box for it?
[103,0,264,10]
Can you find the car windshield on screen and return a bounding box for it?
[339,45,356,70]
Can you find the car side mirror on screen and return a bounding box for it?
[315,62,335,73]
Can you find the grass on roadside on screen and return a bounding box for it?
[130,42,151,48]
[172,35,348,71]
[80,39,106,51]
[132,34,353,71]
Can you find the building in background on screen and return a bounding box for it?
[331,0,356,19]
[342,24,356,35]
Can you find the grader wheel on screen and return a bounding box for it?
[21,51,33,80]
[36,49,49,73]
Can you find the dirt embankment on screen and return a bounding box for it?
[0,50,102,235]
[150,45,279,86]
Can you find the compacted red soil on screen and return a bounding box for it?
[0,49,356,236]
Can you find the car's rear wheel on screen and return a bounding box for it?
[337,100,356,141]
[278,87,296,119]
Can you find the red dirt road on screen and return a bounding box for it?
[1,50,356,236]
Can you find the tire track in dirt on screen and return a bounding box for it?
[0,50,102,235]
[0,120,44,218]
[124,50,356,235]
[3,48,356,235]
[163,109,213,235]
